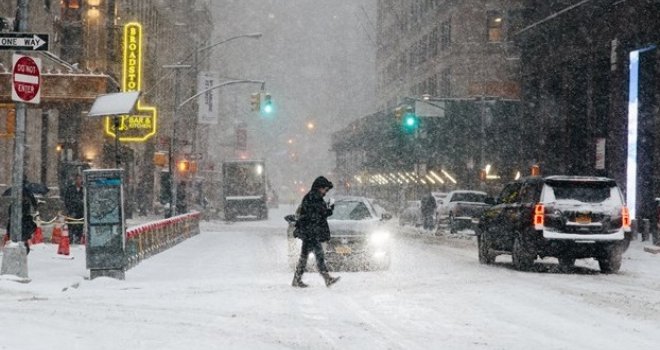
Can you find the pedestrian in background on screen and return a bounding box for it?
[421,189,437,231]
[292,176,341,288]
[64,174,84,244]
[6,187,38,254]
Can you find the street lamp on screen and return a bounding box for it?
[197,33,263,55]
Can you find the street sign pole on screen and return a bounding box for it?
[1,0,30,281]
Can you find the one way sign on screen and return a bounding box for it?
[0,33,49,51]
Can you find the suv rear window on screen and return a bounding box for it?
[542,181,623,205]
[451,192,487,203]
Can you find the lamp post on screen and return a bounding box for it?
[1,0,29,281]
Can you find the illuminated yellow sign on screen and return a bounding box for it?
[105,22,157,142]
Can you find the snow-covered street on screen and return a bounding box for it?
[2,206,660,350]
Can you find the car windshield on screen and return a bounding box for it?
[329,201,372,220]
[543,181,622,205]
[451,193,487,203]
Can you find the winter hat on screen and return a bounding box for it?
[311,176,334,190]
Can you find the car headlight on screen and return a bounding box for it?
[370,230,390,245]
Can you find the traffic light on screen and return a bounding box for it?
[177,159,190,173]
[394,106,405,122]
[262,93,273,114]
[402,106,418,132]
[250,93,261,112]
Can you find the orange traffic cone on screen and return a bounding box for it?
[32,226,44,245]
[51,223,62,244]
[57,224,70,256]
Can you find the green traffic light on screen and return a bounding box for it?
[405,115,415,126]
[403,113,418,130]
[263,103,273,114]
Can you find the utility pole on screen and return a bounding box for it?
[1,0,30,281]
[162,64,191,218]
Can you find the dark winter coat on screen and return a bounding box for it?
[6,189,37,241]
[421,194,437,216]
[294,177,334,242]
[64,184,84,219]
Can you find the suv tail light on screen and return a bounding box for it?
[534,204,544,230]
[622,207,631,230]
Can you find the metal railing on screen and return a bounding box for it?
[125,211,201,269]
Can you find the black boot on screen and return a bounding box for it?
[292,276,308,288]
[321,272,340,287]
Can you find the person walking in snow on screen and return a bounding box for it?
[6,187,38,255]
[64,174,85,244]
[421,190,437,231]
[291,176,341,288]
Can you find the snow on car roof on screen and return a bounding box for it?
[544,175,616,183]
[449,190,487,195]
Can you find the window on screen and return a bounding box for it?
[498,183,522,204]
[520,182,542,204]
[64,0,81,9]
[440,19,451,50]
[487,11,504,42]
[450,192,487,203]
[440,68,451,97]
[430,27,439,56]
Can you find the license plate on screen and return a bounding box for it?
[575,215,591,224]
[335,246,352,255]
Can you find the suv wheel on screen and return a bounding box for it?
[598,246,622,274]
[512,235,535,271]
[478,232,495,264]
[558,257,575,272]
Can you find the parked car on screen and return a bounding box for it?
[366,197,392,218]
[477,176,632,273]
[432,191,448,207]
[436,190,490,233]
[399,200,422,227]
[285,196,393,271]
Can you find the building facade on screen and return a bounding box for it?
[517,0,660,222]
[0,0,213,215]
[331,0,528,202]
[376,0,524,109]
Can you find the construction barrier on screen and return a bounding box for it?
[125,211,201,269]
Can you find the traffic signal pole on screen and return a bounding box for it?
[1,0,30,280]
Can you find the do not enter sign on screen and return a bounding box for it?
[11,54,41,104]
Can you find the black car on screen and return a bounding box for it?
[477,176,632,273]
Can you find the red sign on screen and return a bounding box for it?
[11,54,41,104]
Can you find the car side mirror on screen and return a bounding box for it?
[485,197,496,205]
[381,213,392,221]
[284,214,297,223]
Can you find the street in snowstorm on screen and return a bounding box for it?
[1,206,659,350]
[3,1,660,349]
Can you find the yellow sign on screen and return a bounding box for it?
[105,22,157,142]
